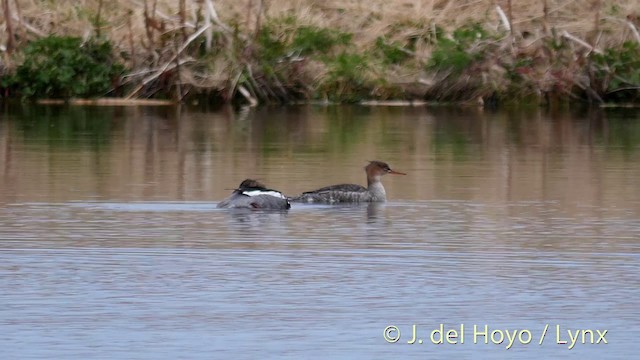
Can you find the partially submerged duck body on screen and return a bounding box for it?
[292,161,406,204]
[217,179,291,210]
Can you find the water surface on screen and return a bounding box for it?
[1,104,639,359]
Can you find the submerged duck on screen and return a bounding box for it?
[217,179,291,209]
[292,160,406,203]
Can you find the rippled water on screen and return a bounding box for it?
[1,104,639,359]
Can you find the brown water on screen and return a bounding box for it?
[0,104,639,359]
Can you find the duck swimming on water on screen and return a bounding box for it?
[217,179,291,209]
[292,160,406,203]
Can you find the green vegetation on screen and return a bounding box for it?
[253,20,353,66]
[248,19,358,102]
[291,26,352,56]
[374,37,412,65]
[320,52,371,102]
[428,23,491,74]
[0,2,639,106]
[591,42,640,103]
[4,36,124,99]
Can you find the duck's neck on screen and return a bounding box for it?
[367,175,386,201]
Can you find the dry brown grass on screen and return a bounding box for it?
[2,0,640,102]
[3,1,637,59]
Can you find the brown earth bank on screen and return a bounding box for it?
[1,0,639,106]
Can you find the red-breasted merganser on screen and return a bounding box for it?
[292,160,406,203]
[217,179,291,209]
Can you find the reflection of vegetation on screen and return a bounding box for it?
[432,125,471,160]
[501,107,640,154]
[233,106,378,155]
[227,107,302,155]
[429,109,485,160]
[325,106,372,152]
[501,108,541,147]
[13,105,115,149]
[258,115,291,155]
[597,110,640,153]
[376,113,406,149]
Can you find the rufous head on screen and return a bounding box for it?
[365,161,406,177]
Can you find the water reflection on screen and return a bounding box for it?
[0,104,639,359]
[1,104,640,207]
[224,208,290,230]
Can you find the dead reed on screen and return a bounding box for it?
[1,0,639,104]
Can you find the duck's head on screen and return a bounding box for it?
[237,179,267,190]
[365,160,406,181]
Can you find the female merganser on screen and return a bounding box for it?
[292,160,406,203]
[217,179,291,209]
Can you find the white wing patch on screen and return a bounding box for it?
[242,190,286,199]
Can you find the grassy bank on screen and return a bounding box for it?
[1,0,639,106]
